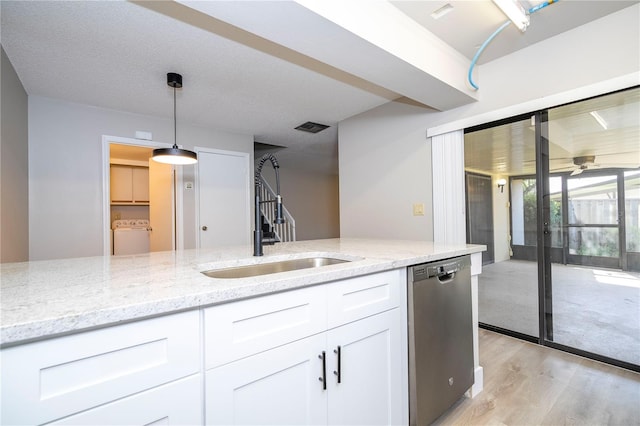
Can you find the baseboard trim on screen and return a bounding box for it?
[470,366,483,397]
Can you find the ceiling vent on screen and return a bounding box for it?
[294,121,330,134]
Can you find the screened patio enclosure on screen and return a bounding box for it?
[510,171,640,272]
[464,86,640,371]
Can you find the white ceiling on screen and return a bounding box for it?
[1,0,637,174]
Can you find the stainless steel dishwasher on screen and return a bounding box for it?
[408,255,473,425]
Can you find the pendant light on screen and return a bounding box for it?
[152,72,198,165]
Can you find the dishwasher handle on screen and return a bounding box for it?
[435,270,456,283]
[425,260,467,279]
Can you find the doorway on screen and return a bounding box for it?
[102,135,180,256]
[565,172,622,269]
[464,86,640,371]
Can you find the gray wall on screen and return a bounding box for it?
[339,101,434,240]
[261,165,339,241]
[1,46,29,262]
[339,5,639,241]
[28,96,253,260]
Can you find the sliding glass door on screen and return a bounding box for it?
[544,89,640,369]
[465,86,640,371]
[465,115,540,339]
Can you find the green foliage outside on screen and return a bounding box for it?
[521,179,562,247]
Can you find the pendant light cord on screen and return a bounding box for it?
[173,85,178,149]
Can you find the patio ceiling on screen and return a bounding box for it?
[464,87,640,177]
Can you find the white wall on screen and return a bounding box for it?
[339,101,433,240]
[28,96,253,260]
[492,176,510,262]
[1,46,29,262]
[339,6,639,241]
[426,5,640,135]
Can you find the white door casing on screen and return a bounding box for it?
[196,148,251,249]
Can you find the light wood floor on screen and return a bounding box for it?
[434,329,640,426]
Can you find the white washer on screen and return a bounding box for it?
[112,220,150,255]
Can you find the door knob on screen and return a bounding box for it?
[202,225,208,231]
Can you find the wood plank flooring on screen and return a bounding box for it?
[433,329,640,426]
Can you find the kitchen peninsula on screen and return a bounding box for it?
[1,238,484,425]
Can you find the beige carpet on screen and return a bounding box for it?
[478,260,640,366]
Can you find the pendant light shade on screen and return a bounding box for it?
[152,72,198,165]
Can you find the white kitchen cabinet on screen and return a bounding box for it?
[205,309,403,425]
[110,164,149,204]
[46,375,201,425]
[1,269,406,426]
[0,311,200,425]
[326,269,401,328]
[206,334,328,425]
[204,269,405,425]
[204,283,327,369]
[327,309,403,425]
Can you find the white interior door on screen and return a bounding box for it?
[149,160,175,252]
[197,150,250,249]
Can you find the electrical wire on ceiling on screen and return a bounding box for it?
[468,0,560,90]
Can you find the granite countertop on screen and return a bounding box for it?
[0,238,484,347]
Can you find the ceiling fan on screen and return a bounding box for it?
[550,153,640,176]
[569,155,596,176]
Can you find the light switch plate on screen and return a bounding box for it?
[413,203,425,216]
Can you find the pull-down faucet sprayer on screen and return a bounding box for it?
[254,153,284,256]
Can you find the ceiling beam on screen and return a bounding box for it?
[176,0,479,111]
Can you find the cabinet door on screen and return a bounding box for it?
[206,334,327,425]
[110,165,133,202]
[132,166,149,202]
[46,375,201,425]
[1,311,200,425]
[327,309,403,426]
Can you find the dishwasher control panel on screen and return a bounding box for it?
[411,255,471,280]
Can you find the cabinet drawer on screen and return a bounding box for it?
[1,311,200,425]
[327,269,402,328]
[46,375,201,425]
[204,285,326,369]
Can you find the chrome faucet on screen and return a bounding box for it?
[254,153,285,256]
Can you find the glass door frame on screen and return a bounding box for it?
[535,110,554,342]
[537,109,639,372]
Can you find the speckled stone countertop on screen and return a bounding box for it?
[0,238,484,347]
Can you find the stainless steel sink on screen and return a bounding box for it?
[201,257,350,279]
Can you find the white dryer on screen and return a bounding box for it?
[112,219,150,255]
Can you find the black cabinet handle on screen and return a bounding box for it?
[318,351,327,390]
[333,346,342,384]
